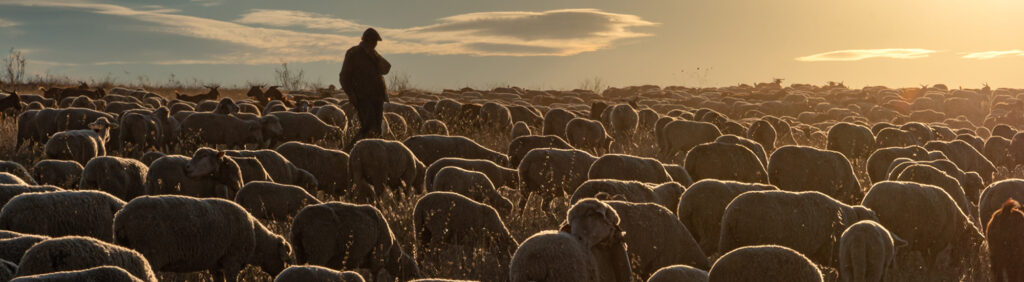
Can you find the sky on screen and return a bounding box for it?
[1,0,1024,90]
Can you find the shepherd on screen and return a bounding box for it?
[340,27,391,151]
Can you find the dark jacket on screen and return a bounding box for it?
[340,45,390,102]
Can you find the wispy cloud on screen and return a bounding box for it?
[0,18,18,28]
[190,0,223,7]
[962,50,1023,60]
[796,49,937,62]
[0,1,656,65]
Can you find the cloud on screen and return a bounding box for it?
[0,18,18,28]
[190,0,223,7]
[962,50,1023,60]
[796,49,937,62]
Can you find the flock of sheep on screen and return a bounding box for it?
[0,80,1021,282]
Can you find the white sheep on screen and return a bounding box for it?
[113,195,292,281]
[413,192,517,281]
[676,179,778,255]
[0,172,26,185]
[424,157,519,191]
[275,141,351,195]
[403,135,510,167]
[839,220,906,282]
[605,200,709,279]
[565,118,613,155]
[79,156,148,201]
[43,117,117,165]
[144,153,241,199]
[517,148,597,215]
[569,180,683,212]
[559,199,632,282]
[707,245,823,282]
[234,181,321,221]
[15,236,156,282]
[429,166,513,215]
[508,231,599,282]
[348,139,424,202]
[224,149,318,192]
[11,266,144,282]
[647,265,708,282]
[0,191,125,242]
[0,231,48,264]
[588,154,673,184]
[273,265,364,282]
[0,161,36,185]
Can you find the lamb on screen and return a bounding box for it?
[866,145,930,184]
[179,112,278,149]
[144,153,242,199]
[0,191,125,242]
[0,172,26,184]
[289,202,420,281]
[984,199,1024,282]
[675,179,778,255]
[979,179,1024,229]
[659,120,721,161]
[647,265,707,282]
[827,122,876,161]
[0,184,63,207]
[348,139,424,202]
[508,230,600,282]
[14,236,157,282]
[224,149,318,192]
[559,199,632,282]
[79,156,148,201]
[517,148,597,214]
[430,167,513,215]
[113,195,292,281]
[234,181,321,220]
[747,119,777,153]
[413,192,517,281]
[0,161,36,185]
[767,145,862,203]
[275,141,351,195]
[588,154,673,184]
[541,108,575,138]
[403,135,510,167]
[718,190,878,267]
[267,112,346,145]
[838,220,906,282]
[424,157,518,191]
[0,231,48,264]
[43,117,117,165]
[274,265,364,282]
[510,121,531,139]
[861,181,984,271]
[11,266,145,282]
[420,119,449,135]
[565,118,613,155]
[707,245,823,282]
[569,180,683,212]
[684,141,768,184]
[31,159,83,188]
[229,156,275,183]
[605,200,709,279]
[507,135,573,167]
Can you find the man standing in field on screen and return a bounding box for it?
[340,27,391,151]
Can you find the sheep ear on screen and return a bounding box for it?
[559,221,571,233]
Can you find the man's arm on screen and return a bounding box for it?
[339,49,357,100]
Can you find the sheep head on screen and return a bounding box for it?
[185,147,223,178]
[563,198,624,248]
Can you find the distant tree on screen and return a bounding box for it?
[274,62,305,91]
[3,47,26,85]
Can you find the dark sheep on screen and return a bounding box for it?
[985,199,1024,282]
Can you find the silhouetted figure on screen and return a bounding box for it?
[341,28,391,151]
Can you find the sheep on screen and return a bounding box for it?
[508,230,599,282]
[565,118,613,155]
[424,157,518,191]
[32,159,84,189]
[861,181,984,270]
[979,179,1024,229]
[268,112,346,145]
[224,149,317,192]
[684,141,768,184]
[839,220,906,282]
[213,98,240,114]
[569,180,682,211]
[507,135,573,167]
[983,136,1012,169]
[403,135,510,167]
[510,121,531,139]
[430,167,513,215]
[274,265,364,282]
[179,112,277,149]
[874,127,917,149]
[234,181,321,220]
[895,164,978,225]
[118,107,177,153]
[0,172,26,184]
[314,104,348,131]
[588,154,672,184]
[647,265,707,282]
[0,231,48,264]
[605,200,709,279]
[826,122,876,161]
[0,259,12,282]
[385,103,425,131]
[14,236,156,282]
[767,145,862,203]
[480,102,513,131]
[348,139,424,202]
[413,192,517,281]
[289,202,420,281]
[53,108,116,134]
[16,109,58,148]
[0,161,35,185]
[885,158,983,204]
[707,245,823,282]
[11,266,145,282]
[718,190,878,267]
[662,164,693,186]
[984,199,1024,282]
[659,120,721,161]
[144,152,242,199]
[275,141,351,195]
[0,191,125,242]
[714,134,768,167]
[229,156,274,183]
[0,184,62,207]
[560,199,632,282]
[675,179,778,255]
[924,140,996,184]
[866,145,930,184]
[79,156,148,201]
[747,119,777,153]
[43,117,117,165]
[541,108,575,138]
[517,148,597,214]
[138,151,165,166]
[113,195,292,281]
[420,119,449,135]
